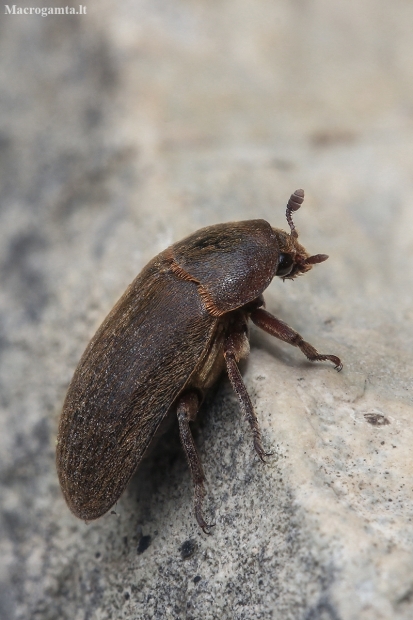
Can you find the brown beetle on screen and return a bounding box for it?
[56,189,342,532]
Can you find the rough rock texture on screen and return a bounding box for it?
[1,2,413,619]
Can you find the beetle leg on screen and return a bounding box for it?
[224,327,269,462]
[250,308,342,371]
[176,392,214,534]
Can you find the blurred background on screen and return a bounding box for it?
[1,1,412,619]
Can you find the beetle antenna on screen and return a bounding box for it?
[286,189,304,238]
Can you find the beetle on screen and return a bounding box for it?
[56,189,342,532]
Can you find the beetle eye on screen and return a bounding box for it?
[276,253,294,277]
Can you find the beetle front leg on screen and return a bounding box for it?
[176,391,214,534]
[224,328,269,462]
[250,308,342,371]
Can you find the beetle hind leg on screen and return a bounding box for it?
[176,392,214,534]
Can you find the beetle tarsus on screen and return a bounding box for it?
[250,308,343,371]
[258,448,273,463]
[313,354,342,371]
[198,513,216,535]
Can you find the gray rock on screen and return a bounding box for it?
[1,3,412,619]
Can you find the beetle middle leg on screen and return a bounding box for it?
[224,317,269,462]
[250,307,342,370]
[176,391,214,534]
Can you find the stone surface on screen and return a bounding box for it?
[1,2,413,619]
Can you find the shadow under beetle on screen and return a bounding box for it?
[56,189,342,533]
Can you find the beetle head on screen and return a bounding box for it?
[273,189,328,280]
